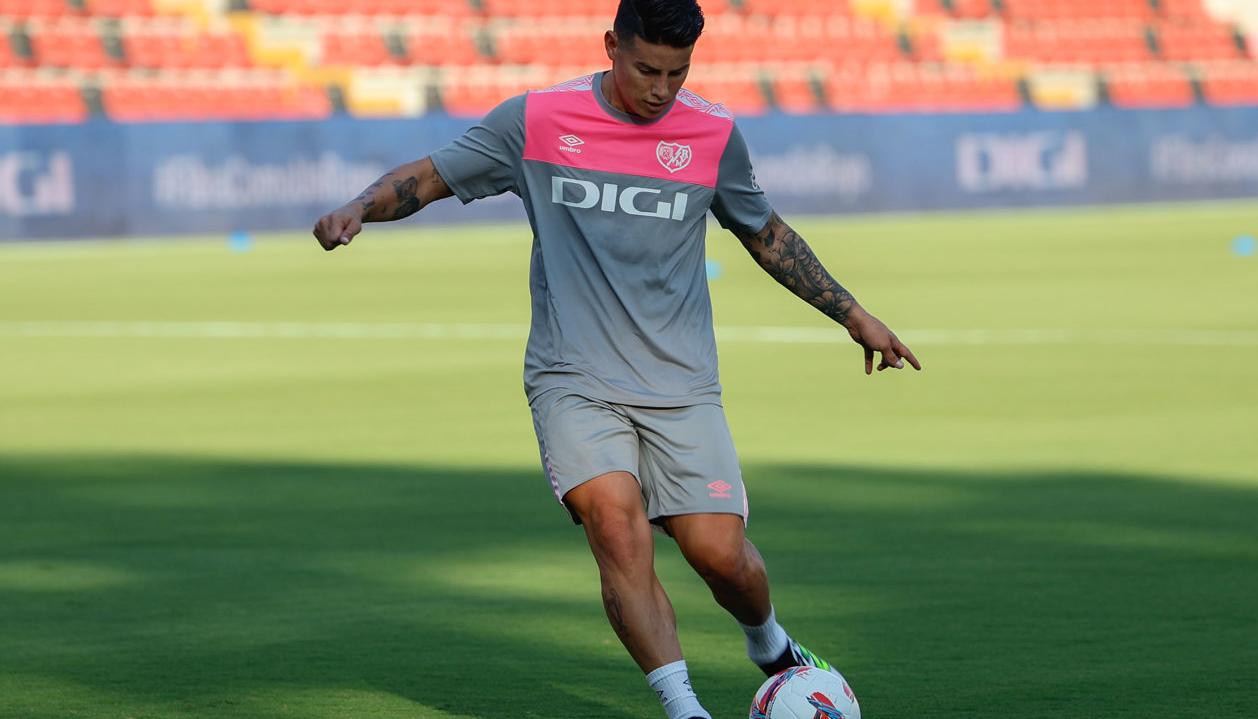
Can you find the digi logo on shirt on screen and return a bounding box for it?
[551,176,689,222]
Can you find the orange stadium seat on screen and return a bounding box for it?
[122,23,252,69]
[829,62,1020,113]
[322,30,394,66]
[1157,0,1211,21]
[0,74,88,123]
[772,70,823,113]
[1005,20,1152,65]
[28,19,119,70]
[739,0,851,17]
[1197,61,1258,105]
[945,0,995,19]
[84,0,154,16]
[683,75,766,114]
[0,30,23,68]
[1002,0,1152,22]
[480,0,608,19]
[493,25,608,66]
[1157,21,1242,62]
[249,0,471,16]
[101,72,331,121]
[820,18,905,66]
[908,25,945,62]
[1105,62,1195,107]
[404,24,484,66]
[0,0,73,18]
[440,67,541,115]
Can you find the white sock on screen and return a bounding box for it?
[740,606,789,665]
[646,660,710,719]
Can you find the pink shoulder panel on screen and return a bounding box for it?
[523,79,733,188]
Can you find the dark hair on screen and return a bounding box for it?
[614,0,705,48]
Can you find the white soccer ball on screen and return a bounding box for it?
[749,666,861,719]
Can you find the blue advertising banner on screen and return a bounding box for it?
[2,106,1257,241]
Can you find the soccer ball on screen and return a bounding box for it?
[749,666,860,719]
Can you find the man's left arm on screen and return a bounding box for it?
[733,211,921,376]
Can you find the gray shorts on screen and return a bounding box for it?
[529,390,748,526]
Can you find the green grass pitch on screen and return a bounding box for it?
[1,201,1256,718]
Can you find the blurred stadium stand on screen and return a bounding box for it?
[0,0,1255,123]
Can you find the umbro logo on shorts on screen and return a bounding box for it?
[707,480,732,498]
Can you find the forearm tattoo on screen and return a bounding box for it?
[350,172,425,222]
[390,177,421,220]
[738,212,856,325]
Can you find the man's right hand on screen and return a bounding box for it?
[312,205,363,251]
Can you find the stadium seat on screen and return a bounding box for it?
[677,64,769,114]
[1004,20,1152,65]
[249,0,471,16]
[0,27,23,68]
[121,20,252,69]
[1157,0,1212,22]
[1002,0,1152,22]
[28,19,119,70]
[439,65,544,115]
[492,23,608,67]
[739,0,852,17]
[321,30,394,67]
[1156,21,1243,62]
[479,0,606,19]
[1104,62,1196,107]
[100,71,330,121]
[404,22,484,66]
[0,73,88,123]
[772,70,824,112]
[0,0,74,19]
[829,62,1021,112]
[84,0,154,16]
[1197,60,1258,105]
[947,0,996,19]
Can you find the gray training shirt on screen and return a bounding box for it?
[430,72,773,407]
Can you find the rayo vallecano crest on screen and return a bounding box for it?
[656,141,693,173]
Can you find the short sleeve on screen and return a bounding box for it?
[430,94,526,204]
[709,123,773,234]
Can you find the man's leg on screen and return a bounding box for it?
[565,471,679,670]
[564,472,710,719]
[662,512,841,677]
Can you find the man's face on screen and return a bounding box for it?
[605,30,693,119]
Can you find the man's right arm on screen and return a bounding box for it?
[312,156,454,251]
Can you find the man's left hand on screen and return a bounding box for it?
[843,306,922,376]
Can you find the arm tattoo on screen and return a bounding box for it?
[349,171,425,222]
[390,177,422,220]
[737,212,856,325]
[349,177,383,217]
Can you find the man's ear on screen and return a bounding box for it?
[604,30,618,63]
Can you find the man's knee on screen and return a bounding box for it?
[566,473,651,573]
[686,537,761,587]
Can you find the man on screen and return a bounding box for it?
[313,1,920,716]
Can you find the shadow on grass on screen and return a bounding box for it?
[0,455,1255,718]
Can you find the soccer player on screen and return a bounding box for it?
[313,1,920,716]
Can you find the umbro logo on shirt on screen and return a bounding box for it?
[558,134,585,154]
